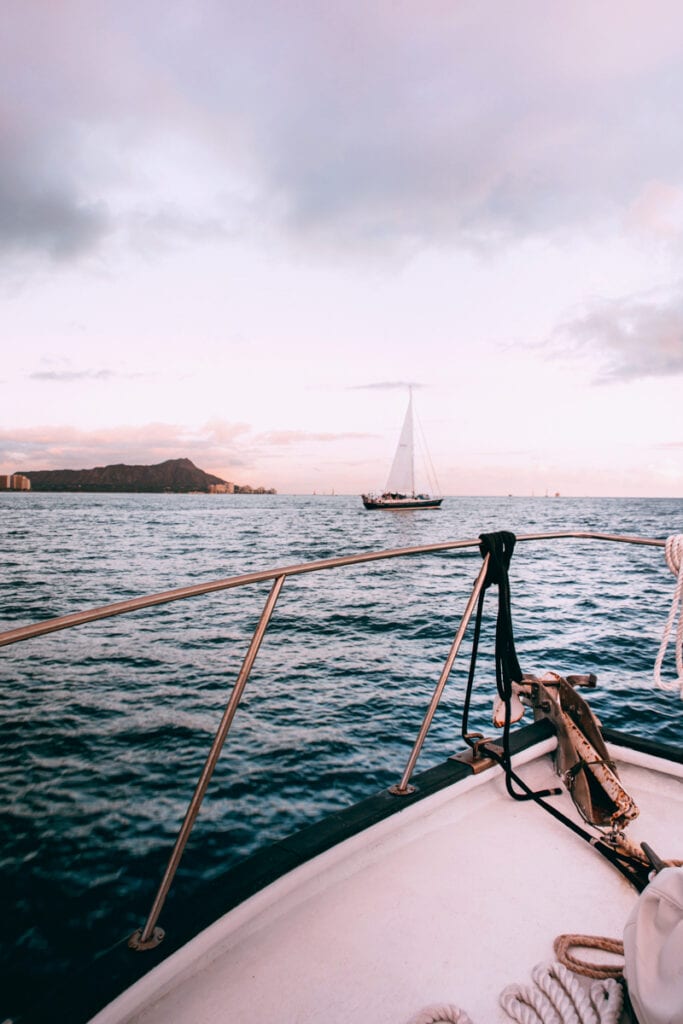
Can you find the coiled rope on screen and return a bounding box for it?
[553,934,623,981]
[407,1006,474,1024]
[407,961,623,1024]
[653,534,683,697]
[500,961,623,1024]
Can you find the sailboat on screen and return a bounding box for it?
[361,390,443,510]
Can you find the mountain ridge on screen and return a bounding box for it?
[16,458,275,493]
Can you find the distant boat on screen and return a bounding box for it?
[361,390,443,511]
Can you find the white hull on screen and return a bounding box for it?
[91,737,683,1024]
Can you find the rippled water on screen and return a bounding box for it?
[1,493,682,1021]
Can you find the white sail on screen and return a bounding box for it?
[384,391,415,495]
[361,389,442,509]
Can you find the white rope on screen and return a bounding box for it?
[408,961,622,1024]
[499,962,623,1024]
[406,1005,474,1024]
[653,534,683,697]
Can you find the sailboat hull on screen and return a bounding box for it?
[361,495,443,510]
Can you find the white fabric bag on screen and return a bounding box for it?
[623,866,683,1024]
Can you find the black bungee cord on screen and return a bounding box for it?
[462,531,558,802]
[461,530,651,892]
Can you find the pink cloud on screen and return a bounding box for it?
[0,421,254,474]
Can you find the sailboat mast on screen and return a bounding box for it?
[407,387,415,497]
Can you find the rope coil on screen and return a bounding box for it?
[500,961,623,1024]
[553,935,624,981]
[653,534,683,697]
[407,960,624,1024]
[407,1005,474,1024]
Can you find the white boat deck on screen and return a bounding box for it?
[92,739,683,1024]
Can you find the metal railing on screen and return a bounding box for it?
[0,530,665,948]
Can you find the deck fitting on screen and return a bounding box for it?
[128,927,165,951]
[451,742,503,774]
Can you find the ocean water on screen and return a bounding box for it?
[1,492,682,1021]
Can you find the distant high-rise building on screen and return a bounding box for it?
[4,474,32,491]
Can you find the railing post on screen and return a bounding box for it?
[129,574,286,950]
[389,554,490,796]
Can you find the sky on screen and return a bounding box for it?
[1,1,682,497]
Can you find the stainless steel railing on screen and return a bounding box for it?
[0,530,665,948]
[0,531,662,650]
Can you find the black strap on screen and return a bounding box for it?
[479,531,523,700]
[461,531,518,741]
[461,530,651,891]
[470,532,553,801]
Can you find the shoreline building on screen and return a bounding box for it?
[0,474,31,491]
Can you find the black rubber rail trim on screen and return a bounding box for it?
[603,727,683,765]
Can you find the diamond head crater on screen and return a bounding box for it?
[9,458,275,494]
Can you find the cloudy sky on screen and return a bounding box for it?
[2,1,682,496]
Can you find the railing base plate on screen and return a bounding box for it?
[128,926,165,951]
[388,784,417,796]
